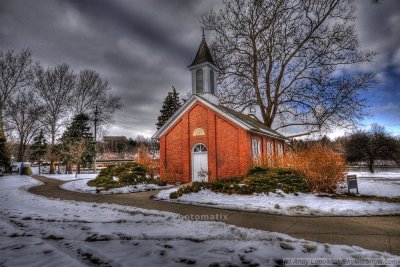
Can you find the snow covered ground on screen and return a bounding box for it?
[347,170,400,197]
[155,188,400,216]
[155,170,400,216]
[42,173,97,181]
[0,175,398,266]
[40,173,173,194]
[60,178,173,194]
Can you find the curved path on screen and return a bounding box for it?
[29,175,400,255]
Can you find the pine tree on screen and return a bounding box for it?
[59,113,95,174]
[156,87,182,130]
[30,130,48,174]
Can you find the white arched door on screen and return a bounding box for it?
[192,144,208,182]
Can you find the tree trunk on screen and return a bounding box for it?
[17,137,24,162]
[0,105,5,141]
[368,159,375,173]
[38,160,41,175]
[0,104,10,168]
[50,128,56,174]
[77,163,81,174]
[67,162,72,174]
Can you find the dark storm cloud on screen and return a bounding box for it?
[0,0,399,138]
[64,0,193,59]
[0,0,220,138]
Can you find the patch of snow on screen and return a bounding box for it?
[31,166,39,175]
[60,178,173,194]
[42,173,97,181]
[11,161,32,167]
[348,171,400,180]
[346,170,400,197]
[155,188,400,216]
[0,175,398,266]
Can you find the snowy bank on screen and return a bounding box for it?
[60,178,173,194]
[155,188,400,216]
[41,173,98,181]
[0,175,398,266]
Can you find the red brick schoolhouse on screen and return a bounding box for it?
[153,35,287,183]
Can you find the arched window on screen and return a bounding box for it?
[196,69,203,93]
[210,69,215,94]
[193,144,207,153]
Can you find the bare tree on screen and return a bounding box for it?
[0,49,33,166]
[203,0,375,137]
[345,124,400,173]
[34,64,76,173]
[62,138,89,178]
[6,90,44,161]
[72,69,122,126]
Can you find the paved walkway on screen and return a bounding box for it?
[29,175,400,255]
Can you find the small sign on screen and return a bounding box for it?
[193,128,205,136]
[347,175,359,194]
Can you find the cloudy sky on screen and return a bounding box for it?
[1,0,399,139]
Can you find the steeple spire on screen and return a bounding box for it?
[188,29,215,67]
[188,29,219,104]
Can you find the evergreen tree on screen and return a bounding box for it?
[156,87,182,130]
[59,113,95,174]
[30,130,48,174]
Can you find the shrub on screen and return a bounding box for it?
[244,167,309,194]
[23,166,32,175]
[162,169,184,184]
[170,182,209,199]
[136,144,160,178]
[170,167,310,198]
[88,162,166,190]
[284,145,346,193]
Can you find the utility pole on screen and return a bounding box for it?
[93,105,99,174]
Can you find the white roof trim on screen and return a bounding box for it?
[152,95,286,140]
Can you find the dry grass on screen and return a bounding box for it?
[136,144,160,178]
[284,145,346,193]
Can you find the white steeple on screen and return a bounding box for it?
[188,30,219,104]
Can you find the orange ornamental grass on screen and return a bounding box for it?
[284,145,346,193]
[136,144,160,178]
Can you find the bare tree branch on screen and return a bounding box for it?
[203,0,376,136]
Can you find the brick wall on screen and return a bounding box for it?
[159,101,283,183]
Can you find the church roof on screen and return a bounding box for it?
[209,102,286,139]
[152,95,287,141]
[188,34,215,67]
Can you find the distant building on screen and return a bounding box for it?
[153,34,287,183]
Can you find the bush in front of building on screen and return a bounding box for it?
[170,182,209,199]
[244,167,309,194]
[170,167,310,199]
[284,145,346,193]
[136,144,160,178]
[88,162,166,190]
